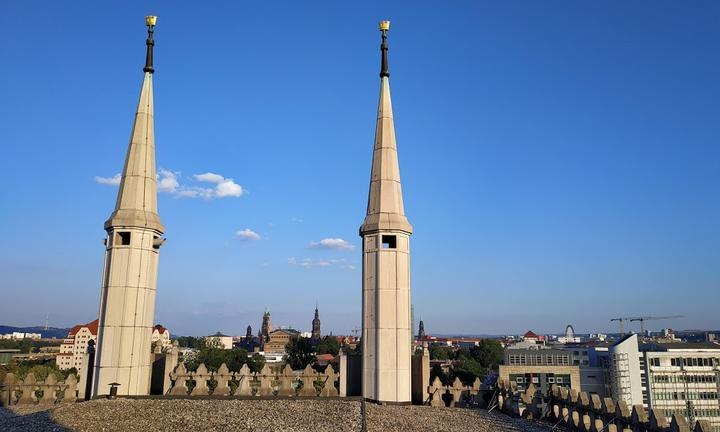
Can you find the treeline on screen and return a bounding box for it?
[0,339,60,354]
[0,359,76,382]
[176,335,341,372]
[429,340,504,386]
[180,338,267,373]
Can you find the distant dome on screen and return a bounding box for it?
[565,325,575,339]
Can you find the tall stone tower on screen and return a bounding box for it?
[311,306,321,341]
[92,16,165,397]
[418,320,426,340]
[360,20,413,404]
[260,310,272,344]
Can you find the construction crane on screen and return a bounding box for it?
[610,318,629,335]
[611,315,684,335]
[630,316,683,335]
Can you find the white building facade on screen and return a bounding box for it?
[642,343,720,431]
[57,320,98,372]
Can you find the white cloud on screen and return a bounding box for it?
[235,228,261,241]
[288,257,356,270]
[194,172,244,198]
[94,174,121,186]
[194,172,226,183]
[157,169,180,193]
[309,238,355,251]
[94,169,244,200]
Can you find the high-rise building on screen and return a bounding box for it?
[92,16,165,397]
[360,20,413,404]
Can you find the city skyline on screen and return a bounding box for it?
[1,2,719,336]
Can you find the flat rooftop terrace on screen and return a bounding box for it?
[1,398,553,432]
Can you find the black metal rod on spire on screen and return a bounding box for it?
[144,16,157,74]
[379,20,390,78]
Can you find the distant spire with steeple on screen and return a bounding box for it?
[312,305,321,341]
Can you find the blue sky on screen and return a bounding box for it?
[1,2,718,336]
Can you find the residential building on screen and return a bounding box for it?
[151,325,171,349]
[507,331,547,350]
[57,319,99,371]
[205,332,233,350]
[1,332,42,340]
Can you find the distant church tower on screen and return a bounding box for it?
[418,320,426,340]
[311,306,321,341]
[93,16,165,397]
[260,310,272,344]
[360,20,413,404]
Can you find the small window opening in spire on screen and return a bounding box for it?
[116,232,131,246]
[381,235,397,249]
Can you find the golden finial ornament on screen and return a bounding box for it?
[379,20,390,31]
[145,16,158,27]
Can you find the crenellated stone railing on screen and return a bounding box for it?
[494,379,714,432]
[168,362,339,397]
[1,372,78,406]
[426,376,482,407]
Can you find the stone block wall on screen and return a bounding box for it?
[494,379,714,432]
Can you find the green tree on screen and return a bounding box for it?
[430,363,450,386]
[316,336,340,356]
[197,348,227,372]
[175,336,203,349]
[285,337,315,370]
[247,352,266,373]
[453,358,485,385]
[470,339,503,369]
[226,348,248,372]
[429,345,452,360]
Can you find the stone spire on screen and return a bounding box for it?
[360,20,413,404]
[104,16,163,234]
[93,16,164,397]
[260,310,272,343]
[418,320,426,340]
[360,21,412,237]
[312,305,321,341]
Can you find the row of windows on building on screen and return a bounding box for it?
[507,354,571,366]
[652,374,718,384]
[511,374,572,385]
[653,391,719,401]
[663,409,720,421]
[651,357,720,367]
